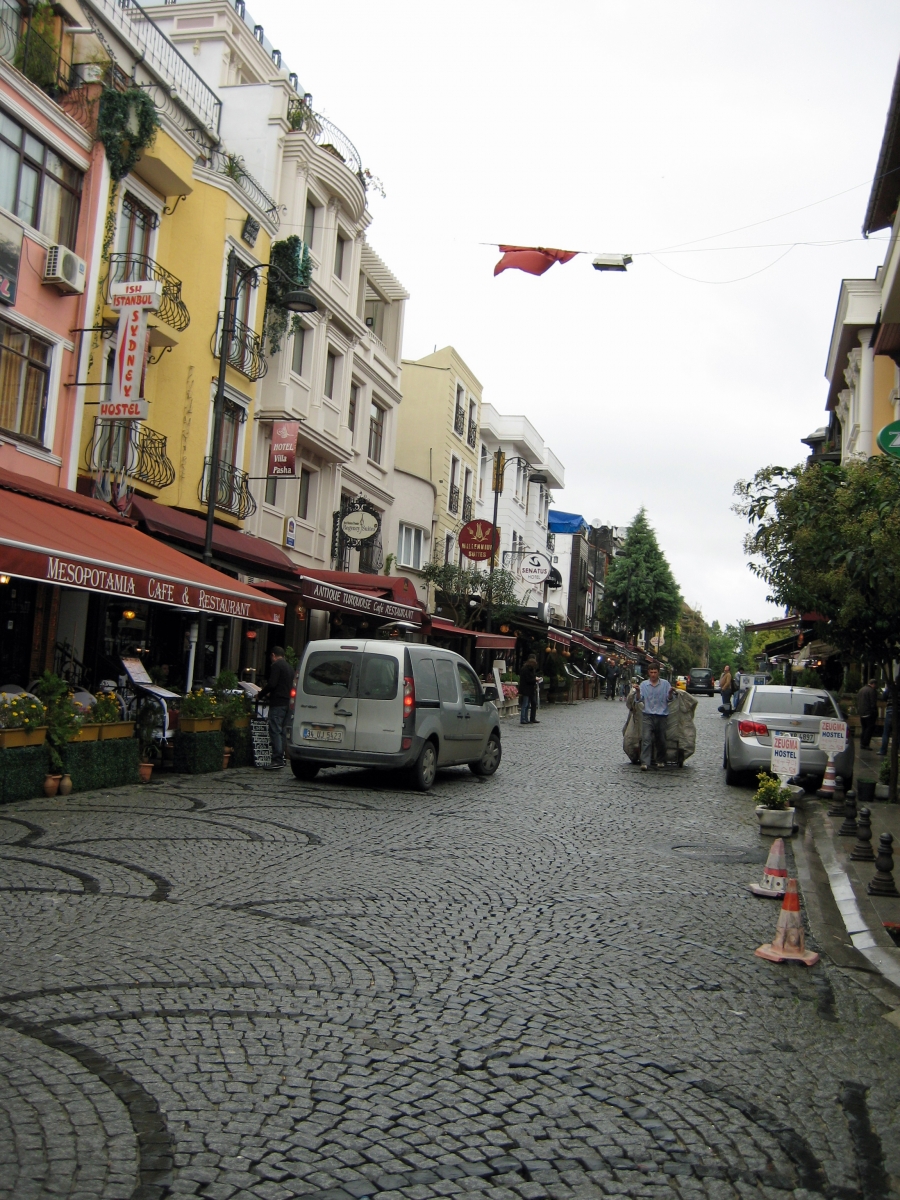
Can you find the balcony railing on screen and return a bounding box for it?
[467,420,477,448]
[212,312,268,382]
[462,494,473,522]
[84,420,176,489]
[546,531,556,552]
[199,457,257,520]
[448,484,460,515]
[454,407,465,436]
[287,100,364,181]
[107,253,190,331]
[0,1,74,98]
[205,149,280,227]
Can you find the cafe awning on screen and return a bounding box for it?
[547,628,572,646]
[476,633,516,650]
[0,475,285,625]
[430,617,475,638]
[297,575,423,625]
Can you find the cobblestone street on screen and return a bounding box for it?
[1,697,898,1200]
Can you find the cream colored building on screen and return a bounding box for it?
[396,347,482,570]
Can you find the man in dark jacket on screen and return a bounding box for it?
[857,678,878,749]
[519,654,539,724]
[258,646,294,768]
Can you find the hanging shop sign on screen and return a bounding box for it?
[268,421,300,477]
[518,551,551,584]
[876,420,900,459]
[0,212,23,305]
[340,508,379,542]
[298,576,422,624]
[109,303,149,417]
[109,279,163,310]
[458,519,499,561]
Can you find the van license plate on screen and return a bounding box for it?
[302,728,342,743]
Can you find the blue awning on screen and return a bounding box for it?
[548,509,587,534]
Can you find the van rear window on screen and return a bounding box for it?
[359,654,398,700]
[750,690,837,717]
[412,657,439,703]
[303,652,358,696]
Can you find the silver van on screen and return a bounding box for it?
[287,639,502,790]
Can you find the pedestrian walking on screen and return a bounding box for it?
[257,646,295,769]
[877,673,898,755]
[719,664,734,715]
[636,666,673,771]
[519,654,539,724]
[605,663,617,700]
[857,678,878,750]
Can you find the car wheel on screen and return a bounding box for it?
[470,732,502,777]
[724,750,744,787]
[410,740,437,791]
[290,759,320,781]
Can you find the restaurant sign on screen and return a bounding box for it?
[298,576,422,625]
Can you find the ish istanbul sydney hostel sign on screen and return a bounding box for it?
[105,280,163,420]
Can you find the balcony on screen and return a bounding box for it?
[205,149,280,227]
[546,531,556,552]
[287,100,364,180]
[212,312,267,382]
[84,420,176,489]
[199,457,257,520]
[454,407,465,437]
[467,420,477,449]
[448,484,460,515]
[462,494,473,522]
[0,1,74,99]
[107,253,190,331]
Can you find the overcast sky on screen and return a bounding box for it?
[252,0,900,627]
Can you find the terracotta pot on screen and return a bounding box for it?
[43,774,62,796]
[57,773,73,796]
[222,752,232,770]
[138,761,153,783]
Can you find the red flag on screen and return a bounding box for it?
[493,245,579,277]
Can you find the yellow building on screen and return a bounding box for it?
[396,346,482,569]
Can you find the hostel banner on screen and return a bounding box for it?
[268,421,300,476]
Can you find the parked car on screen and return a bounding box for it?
[287,639,502,790]
[686,668,715,696]
[723,684,853,787]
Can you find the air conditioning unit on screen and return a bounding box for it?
[44,245,86,294]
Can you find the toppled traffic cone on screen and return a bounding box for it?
[817,757,836,799]
[755,878,819,966]
[749,837,788,898]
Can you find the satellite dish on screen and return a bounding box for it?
[591,518,603,529]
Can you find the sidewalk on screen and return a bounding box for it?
[800,738,900,1000]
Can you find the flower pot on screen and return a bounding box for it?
[58,773,73,796]
[138,761,153,783]
[0,726,48,749]
[69,723,101,742]
[857,779,876,805]
[222,752,232,770]
[178,717,223,734]
[755,805,796,833]
[875,782,890,800]
[99,721,135,740]
[43,774,62,796]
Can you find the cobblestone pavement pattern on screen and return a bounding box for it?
[1,698,899,1200]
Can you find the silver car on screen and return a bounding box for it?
[723,684,854,787]
[287,639,502,791]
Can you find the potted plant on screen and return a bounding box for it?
[178,689,223,733]
[32,673,82,795]
[136,699,161,783]
[0,692,48,748]
[876,757,890,800]
[213,671,251,733]
[753,771,801,832]
[94,689,134,740]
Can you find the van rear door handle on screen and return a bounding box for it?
[334,708,353,717]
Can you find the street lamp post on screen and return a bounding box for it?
[484,451,546,633]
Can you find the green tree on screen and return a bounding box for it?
[736,456,900,799]
[421,561,519,629]
[665,603,709,675]
[599,509,682,643]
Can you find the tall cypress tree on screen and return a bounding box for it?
[599,508,682,643]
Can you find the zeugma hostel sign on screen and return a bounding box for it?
[105,281,163,421]
[771,733,800,781]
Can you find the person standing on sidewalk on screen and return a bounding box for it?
[719,665,734,715]
[857,678,878,750]
[637,666,673,771]
[519,655,539,724]
[605,663,618,700]
[257,647,295,769]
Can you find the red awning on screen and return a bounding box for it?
[0,486,285,625]
[430,617,475,638]
[298,575,423,625]
[547,628,572,645]
[476,634,516,650]
[298,567,423,610]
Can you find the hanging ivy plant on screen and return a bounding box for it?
[265,235,312,355]
[97,87,158,183]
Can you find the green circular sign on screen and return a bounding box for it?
[877,420,900,458]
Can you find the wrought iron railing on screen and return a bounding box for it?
[0,1,74,97]
[81,0,221,136]
[206,149,280,226]
[546,531,556,552]
[462,494,473,522]
[467,420,477,448]
[212,312,268,381]
[286,100,364,181]
[107,253,190,331]
[448,484,460,515]
[199,457,257,520]
[84,420,176,489]
[454,407,465,436]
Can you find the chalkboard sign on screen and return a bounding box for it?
[250,718,272,767]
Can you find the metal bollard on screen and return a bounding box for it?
[867,832,899,898]
[850,806,875,862]
[827,777,846,817]
[838,790,858,837]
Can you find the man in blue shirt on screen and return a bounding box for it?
[637,666,672,771]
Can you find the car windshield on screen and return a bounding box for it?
[750,689,837,717]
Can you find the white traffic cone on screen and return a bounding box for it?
[749,837,787,898]
[755,878,819,966]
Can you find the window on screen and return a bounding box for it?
[334,233,346,279]
[303,651,358,696]
[217,399,244,466]
[749,690,838,718]
[368,400,385,462]
[0,110,81,249]
[324,350,337,399]
[434,658,459,704]
[412,656,439,704]
[359,654,398,701]
[444,532,454,564]
[398,524,423,570]
[116,191,158,273]
[303,198,316,248]
[291,326,306,376]
[297,467,311,519]
[456,663,482,706]
[265,474,279,506]
[0,316,51,442]
[348,383,358,432]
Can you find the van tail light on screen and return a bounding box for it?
[403,675,415,721]
[738,720,769,737]
[288,669,299,717]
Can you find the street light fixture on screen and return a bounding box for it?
[485,451,547,633]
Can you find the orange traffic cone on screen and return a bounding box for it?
[749,837,787,897]
[817,757,836,799]
[755,878,819,966]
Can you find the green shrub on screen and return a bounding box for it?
[0,745,50,803]
[228,727,251,768]
[62,738,139,792]
[174,730,224,774]
[754,770,794,810]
